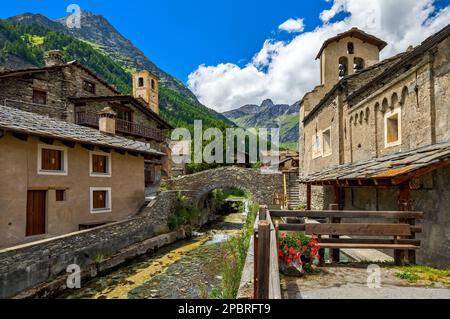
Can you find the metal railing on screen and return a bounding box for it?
[75,109,163,141]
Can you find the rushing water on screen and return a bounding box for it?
[61,201,249,299]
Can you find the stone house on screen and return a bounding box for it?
[0,50,173,192]
[0,104,164,248]
[298,25,450,267]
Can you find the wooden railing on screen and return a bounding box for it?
[75,110,163,141]
[254,206,281,299]
[271,206,423,266]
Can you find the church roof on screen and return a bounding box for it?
[316,27,387,60]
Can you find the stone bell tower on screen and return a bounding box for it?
[132,70,159,114]
[317,27,387,88]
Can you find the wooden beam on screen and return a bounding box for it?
[392,158,450,185]
[257,220,270,299]
[99,147,111,154]
[39,137,54,145]
[81,144,95,151]
[306,183,312,211]
[270,210,423,220]
[305,223,412,237]
[114,149,126,155]
[318,238,421,246]
[128,151,139,157]
[61,140,76,148]
[12,132,28,141]
[278,224,306,232]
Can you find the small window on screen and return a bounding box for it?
[312,133,322,159]
[384,109,402,148]
[38,144,68,175]
[90,151,111,177]
[90,187,112,213]
[83,80,96,94]
[56,190,66,202]
[32,90,47,105]
[322,128,332,157]
[151,79,156,90]
[347,42,354,54]
[138,77,144,87]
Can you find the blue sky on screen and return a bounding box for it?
[0,0,332,82]
[1,0,450,111]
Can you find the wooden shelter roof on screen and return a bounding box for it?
[300,141,450,187]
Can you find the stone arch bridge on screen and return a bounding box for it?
[164,166,284,206]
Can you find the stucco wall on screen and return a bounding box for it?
[0,133,145,248]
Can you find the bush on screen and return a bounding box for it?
[168,192,200,236]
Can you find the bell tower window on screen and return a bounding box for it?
[347,42,354,54]
[354,57,365,72]
[338,57,348,78]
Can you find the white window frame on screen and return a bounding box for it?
[90,187,112,214]
[89,151,112,177]
[384,108,402,148]
[322,127,332,158]
[312,133,322,159]
[37,144,68,176]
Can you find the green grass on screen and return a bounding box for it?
[211,202,258,299]
[394,265,450,284]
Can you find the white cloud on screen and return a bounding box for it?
[188,0,450,113]
[279,18,305,33]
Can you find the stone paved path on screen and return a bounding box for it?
[281,264,450,299]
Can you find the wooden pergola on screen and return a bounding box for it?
[301,141,450,212]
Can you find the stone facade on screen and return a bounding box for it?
[298,26,450,267]
[0,53,171,190]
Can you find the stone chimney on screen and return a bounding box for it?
[44,50,65,67]
[132,70,159,114]
[99,107,116,135]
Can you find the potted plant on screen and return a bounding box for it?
[277,232,321,277]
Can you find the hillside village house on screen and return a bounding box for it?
[298,25,450,268]
[0,104,164,248]
[0,50,173,193]
[0,50,173,248]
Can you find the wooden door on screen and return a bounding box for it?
[26,190,46,236]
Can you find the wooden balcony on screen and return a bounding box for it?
[75,110,163,141]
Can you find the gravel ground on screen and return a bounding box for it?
[281,264,450,299]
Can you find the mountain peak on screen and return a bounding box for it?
[261,99,274,108]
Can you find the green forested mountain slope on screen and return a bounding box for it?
[0,16,233,130]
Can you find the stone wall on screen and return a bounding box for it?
[0,190,180,299]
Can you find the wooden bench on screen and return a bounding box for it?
[271,208,423,266]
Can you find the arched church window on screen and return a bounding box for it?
[354,57,365,72]
[339,57,348,78]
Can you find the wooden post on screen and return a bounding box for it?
[329,204,341,263]
[395,183,411,266]
[257,220,271,299]
[306,183,312,211]
[253,228,259,299]
[259,205,267,221]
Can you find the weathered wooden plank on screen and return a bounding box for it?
[267,212,281,300]
[318,238,421,246]
[270,210,423,219]
[278,224,306,231]
[305,223,412,236]
[319,243,419,250]
[257,221,270,299]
